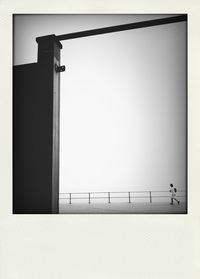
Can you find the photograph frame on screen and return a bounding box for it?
[0,1,200,278]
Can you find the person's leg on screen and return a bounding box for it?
[174,198,180,204]
[170,198,173,205]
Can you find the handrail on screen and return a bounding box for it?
[59,190,186,204]
[60,190,185,194]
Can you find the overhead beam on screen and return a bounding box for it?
[56,15,187,41]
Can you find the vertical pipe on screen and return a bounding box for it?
[108,192,110,203]
[69,193,71,204]
[89,192,91,204]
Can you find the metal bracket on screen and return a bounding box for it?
[55,65,66,73]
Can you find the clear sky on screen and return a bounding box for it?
[14,15,187,193]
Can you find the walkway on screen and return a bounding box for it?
[59,202,187,214]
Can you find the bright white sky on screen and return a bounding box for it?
[14,15,187,193]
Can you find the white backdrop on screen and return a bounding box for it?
[58,17,186,194]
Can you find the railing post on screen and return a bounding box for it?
[149,191,152,203]
[108,192,110,203]
[89,192,91,204]
[128,192,131,203]
[69,193,71,204]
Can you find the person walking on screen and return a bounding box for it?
[169,184,180,205]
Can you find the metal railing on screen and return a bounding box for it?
[59,190,186,204]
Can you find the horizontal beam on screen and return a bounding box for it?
[56,15,187,41]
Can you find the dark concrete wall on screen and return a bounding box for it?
[13,63,56,213]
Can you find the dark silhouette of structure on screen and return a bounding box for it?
[13,35,62,213]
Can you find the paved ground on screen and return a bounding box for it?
[59,202,187,214]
